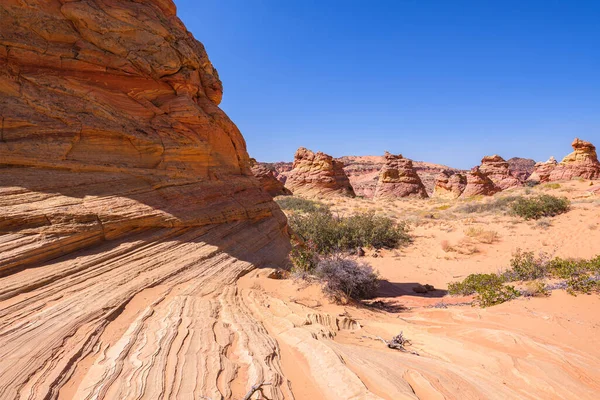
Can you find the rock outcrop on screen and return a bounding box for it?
[250,159,292,197]
[338,155,458,198]
[284,147,355,197]
[507,157,536,181]
[0,2,291,398]
[479,155,522,190]
[373,153,428,199]
[462,167,501,197]
[433,170,467,199]
[528,139,600,183]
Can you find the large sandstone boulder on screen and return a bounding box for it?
[528,138,600,183]
[461,167,501,197]
[250,159,292,197]
[479,155,522,190]
[433,170,467,199]
[0,1,291,398]
[285,147,355,197]
[373,152,428,199]
[507,157,536,181]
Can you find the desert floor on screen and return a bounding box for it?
[237,180,600,399]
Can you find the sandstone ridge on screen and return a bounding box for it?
[528,138,600,183]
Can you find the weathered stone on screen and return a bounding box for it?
[284,147,355,197]
[461,167,501,197]
[433,170,467,199]
[373,152,428,199]
[250,159,292,197]
[479,155,522,190]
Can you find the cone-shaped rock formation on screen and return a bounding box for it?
[373,153,428,199]
[433,170,467,199]
[528,139,600,183]
[285,147,355,197]
[250,159,292,197]
[479,155,522,190]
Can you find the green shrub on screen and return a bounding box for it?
[542,183,561,190]
[566,275,599,296]
[510,195,570,220]
[276,196,328,213]
[447,273,505,296]
[476,284,521,307]
[504,249,549,281]
[288,210,410,255]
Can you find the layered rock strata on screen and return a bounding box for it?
[462,167,502,197]
[373,152,428,199]
[0,1,291,398]
[433,170,467,199]
[284,147,355,197]
[529,139,600,183]
[479,155,522,190]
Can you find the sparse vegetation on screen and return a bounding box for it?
[315,254,380,301]
[448,251,600,307]
[456,196,521,214]
[464,227,499,244]
[542,183,561,190]
[276,196,328,213]
[510,195,570,220]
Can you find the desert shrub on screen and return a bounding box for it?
[464,227,499,244]
[289,241,318,273]
[476,284,521,307]
[542,183,561,190]
[521,280,550,297]
[566,275,599,296]
[276,196,328,213]
[440,240,453,252]
[288,210,409,255]
[447,273,505,296]
[504,249,549,281]
[510,195,570,220]
[315,255,380,301]
[456,196,521,214]
[525,180,539,188]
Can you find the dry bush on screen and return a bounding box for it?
[440,240,453,252]
[455,237,480,255]
[464,227,500,244]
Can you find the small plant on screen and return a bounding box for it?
[456,196,521,214]
[566,275,599,296]
[504,249,549,281]
[315,254,380,301]
[276,196,328,213]
[440,240,453,252]
[464,227,499,244]
[448,273,505,296]
[510,195,570,220]
[542,183,561,190]
[476,284,521,307]
[522,280,550,297]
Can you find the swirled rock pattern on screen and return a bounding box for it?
[373,153,428,199]
[284,147,355,198]
[462,166,501,197]
[479,155,522,190]
[0,1,292,399]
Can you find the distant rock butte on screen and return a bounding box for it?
[0,1,291,398]
[373,152,428,199]
[284,147,356,197]
[529,138,600,183]
[507,157,536,181]
[250,159,292,197]
[478,155,522,190]
[433,170,467,199]
[338,155,459,198]
[462,166,502,197]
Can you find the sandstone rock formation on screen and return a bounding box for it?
[528,139,600,183]
[284,147,355,197]
[338,155,458,197]
[478,155,522,190]
[433,170,467,199]
[507,157,536,181]
[462,167,501,197]
[373,152,428,199]
[250,159,292,197]
[0,1,291,398]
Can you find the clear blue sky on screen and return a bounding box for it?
[176,0,600,169]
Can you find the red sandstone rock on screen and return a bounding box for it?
[507,157,536,181]
[250,159,292,197]
[284,147,355,197]
[0,2,291,397]
[433,170,467,199]
[461,167,501,197]
[528,139,600,183]
[479,155,522,190]
[373,152,428,199]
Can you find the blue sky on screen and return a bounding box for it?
[176,0,600,169]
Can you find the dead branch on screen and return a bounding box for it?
[243,382,272,400]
